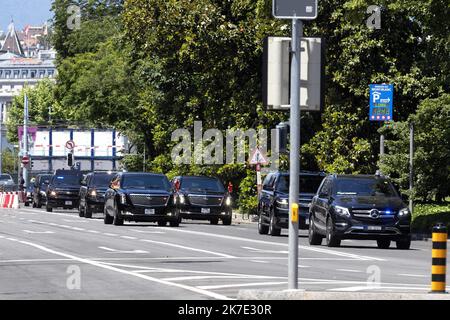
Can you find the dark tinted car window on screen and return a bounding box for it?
[91,174,114,186]
[39,175,52,186]
[181,177,225,192]
[52,175,81,186]
[334,178,397,197]
[277,175,324,194]
[122,175,171,191]
[0,174,12,180]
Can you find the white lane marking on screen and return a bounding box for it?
[71,227,85,231]
[120,236,138,240]
[242,246,288,254]
[63,219,87,223]
[98,246,148,254]
[23,230,55,234]
[140,239,236,259]
[87,230,100,234]
[250,260,270,264]
[327,286,429,292]
[298,265,311,268]
[128,229,166,234]
[0,237,231,300]
[103,233,119,237]
[0,258,73,263]
[397,273,428,278]
[198,282,287,290]
[163,275,282,281]
[336,269,363,273]
[159,227,384,261]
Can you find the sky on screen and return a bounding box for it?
[0,0,53,32]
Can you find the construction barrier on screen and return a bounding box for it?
[431,223,448,293]
[0,192,20,209]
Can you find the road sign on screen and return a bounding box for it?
[21,155,30,165]
[370,84,394,121]
[273,0,318,19]
[65,140,76,150]
[249,148,269,165]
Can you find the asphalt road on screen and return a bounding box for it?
[0,207,448,300]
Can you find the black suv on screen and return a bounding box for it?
[308,174,411,249]
[172,176,232,225]
[104,172,178,226]
[258,171,325,236]
[46,169,83,212]
[79,172,115,218]
[32,174,52,208]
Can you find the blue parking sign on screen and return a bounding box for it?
[369,84,393,121]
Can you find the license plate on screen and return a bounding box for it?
[65,201,72,206]
[201,208,210,214]
[368,226,382,231]
[305,219,310,225]
[145,209,155,215]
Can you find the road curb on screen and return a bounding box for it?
[238,290,450,300]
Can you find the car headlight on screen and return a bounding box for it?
[49,191,57,197]
[40,191,46,195]
[276,198,289,208]
[399,207,410,217]
[90,189,97,197]
[179,194,185,204]
[120,194,127,205]
[225,196,232,206]
[335,205,351,218]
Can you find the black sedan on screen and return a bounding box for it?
[172,176,232,225]
[79,171,115,218]
[32,174,52,208]
[103,172,179,226]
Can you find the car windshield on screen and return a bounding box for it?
[335,178,398,197]
[92,174,114,186]
[39,176,52,186]
[52,175,81,186]
[181,177,225,192]
[122,175,171,191]
[0,174,12,181]
[277,175,324,194]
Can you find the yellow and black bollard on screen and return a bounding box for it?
[431,223,447,293]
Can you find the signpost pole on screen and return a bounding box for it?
[288,18,302,290]
[23,94,29,190]
[409,122,414,215]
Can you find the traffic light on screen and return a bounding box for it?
[276,122,289,154]
[67,153,74,167]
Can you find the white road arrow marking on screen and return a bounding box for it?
[98,246,148,254]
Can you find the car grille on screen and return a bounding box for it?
[352,209,396,218]
[129,194,169,206]
[188,195,223,206]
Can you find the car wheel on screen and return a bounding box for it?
[158,221,167,227]
[85,205,93,219]
[325,217,341,247]
[32,201,37,208]
[268,212,281,236]
[258,213,269,235]
[222,215,232,226]
[210,218,219,225]
[104,207,113,225]
[308,217,323,245]
[377,239,391,249]
[45,204,53,212]
[169,220,179,227]
[396,237,411,250]
[78,204,85,218]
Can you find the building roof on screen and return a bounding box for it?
[0,21,24,56]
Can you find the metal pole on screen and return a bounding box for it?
[288,19,302,290]
[23,94,29,190]
[380,134,385,156]
[409,122,414,215]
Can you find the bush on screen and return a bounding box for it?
[412,203,450,233]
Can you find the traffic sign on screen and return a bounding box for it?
[249,148,269,165]
[65,140,76,150]
[21,155,30,165]
[370,84,394,121]
[273,0,318,20]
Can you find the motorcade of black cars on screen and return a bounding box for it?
[258,171,326,236]
[32,174,52,208]
[172,176,233,225]
[46,169,83,212]
[308,173,412,249]
[103,172,178,226]
[79,171,115,218]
